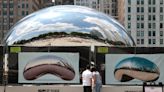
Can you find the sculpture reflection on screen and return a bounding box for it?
[114,57,160,82]
[23,55,75,80]
[4,5,135,46]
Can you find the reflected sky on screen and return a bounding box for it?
[114,57,160,82]
[4,5,135,46]
[115,57,160,73]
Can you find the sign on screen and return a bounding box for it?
[10,47,21,53]
[97,47,109,53]
[38,89,60,92]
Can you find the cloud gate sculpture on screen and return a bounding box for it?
[3,5,135,83]
[114,57,160,82]
[3,5,135,46]
[23,55,75,80]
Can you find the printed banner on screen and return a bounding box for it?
[18,52,79,83]
[106,54,164,85]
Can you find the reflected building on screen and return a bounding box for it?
[55,0,74,5]
[41,0,54,8]
[3,5,135,46]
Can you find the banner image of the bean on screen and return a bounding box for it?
[105,54,163,85]
[18,52,79,83]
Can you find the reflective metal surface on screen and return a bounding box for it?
[4,5,135,46]
[23,55,75,80]
[114,57,160,82]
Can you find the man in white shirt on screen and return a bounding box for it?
[82,65,92,92]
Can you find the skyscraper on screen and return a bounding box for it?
[118,0,164,47]
[74,0,118,19]
[0,0,42,42]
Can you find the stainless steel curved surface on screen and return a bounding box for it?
[114,57,160,82]
[23,55,75,80]
[4,5,135,46]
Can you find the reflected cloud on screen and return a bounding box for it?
[86,27,107,39]
[4,5,135,46]
[37,11,62,19]
[83,16,128,43]
[40,22,81,32]
[114,57,160,82]
[16,21,43,36]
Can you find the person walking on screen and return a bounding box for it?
[82,65,92,92]
[91,67,102,92]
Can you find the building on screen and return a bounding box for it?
[74,0,118,19]
[41,0,54,8]
[118,0,164,47]
[0,0,42,42]
[55,0,74,5]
